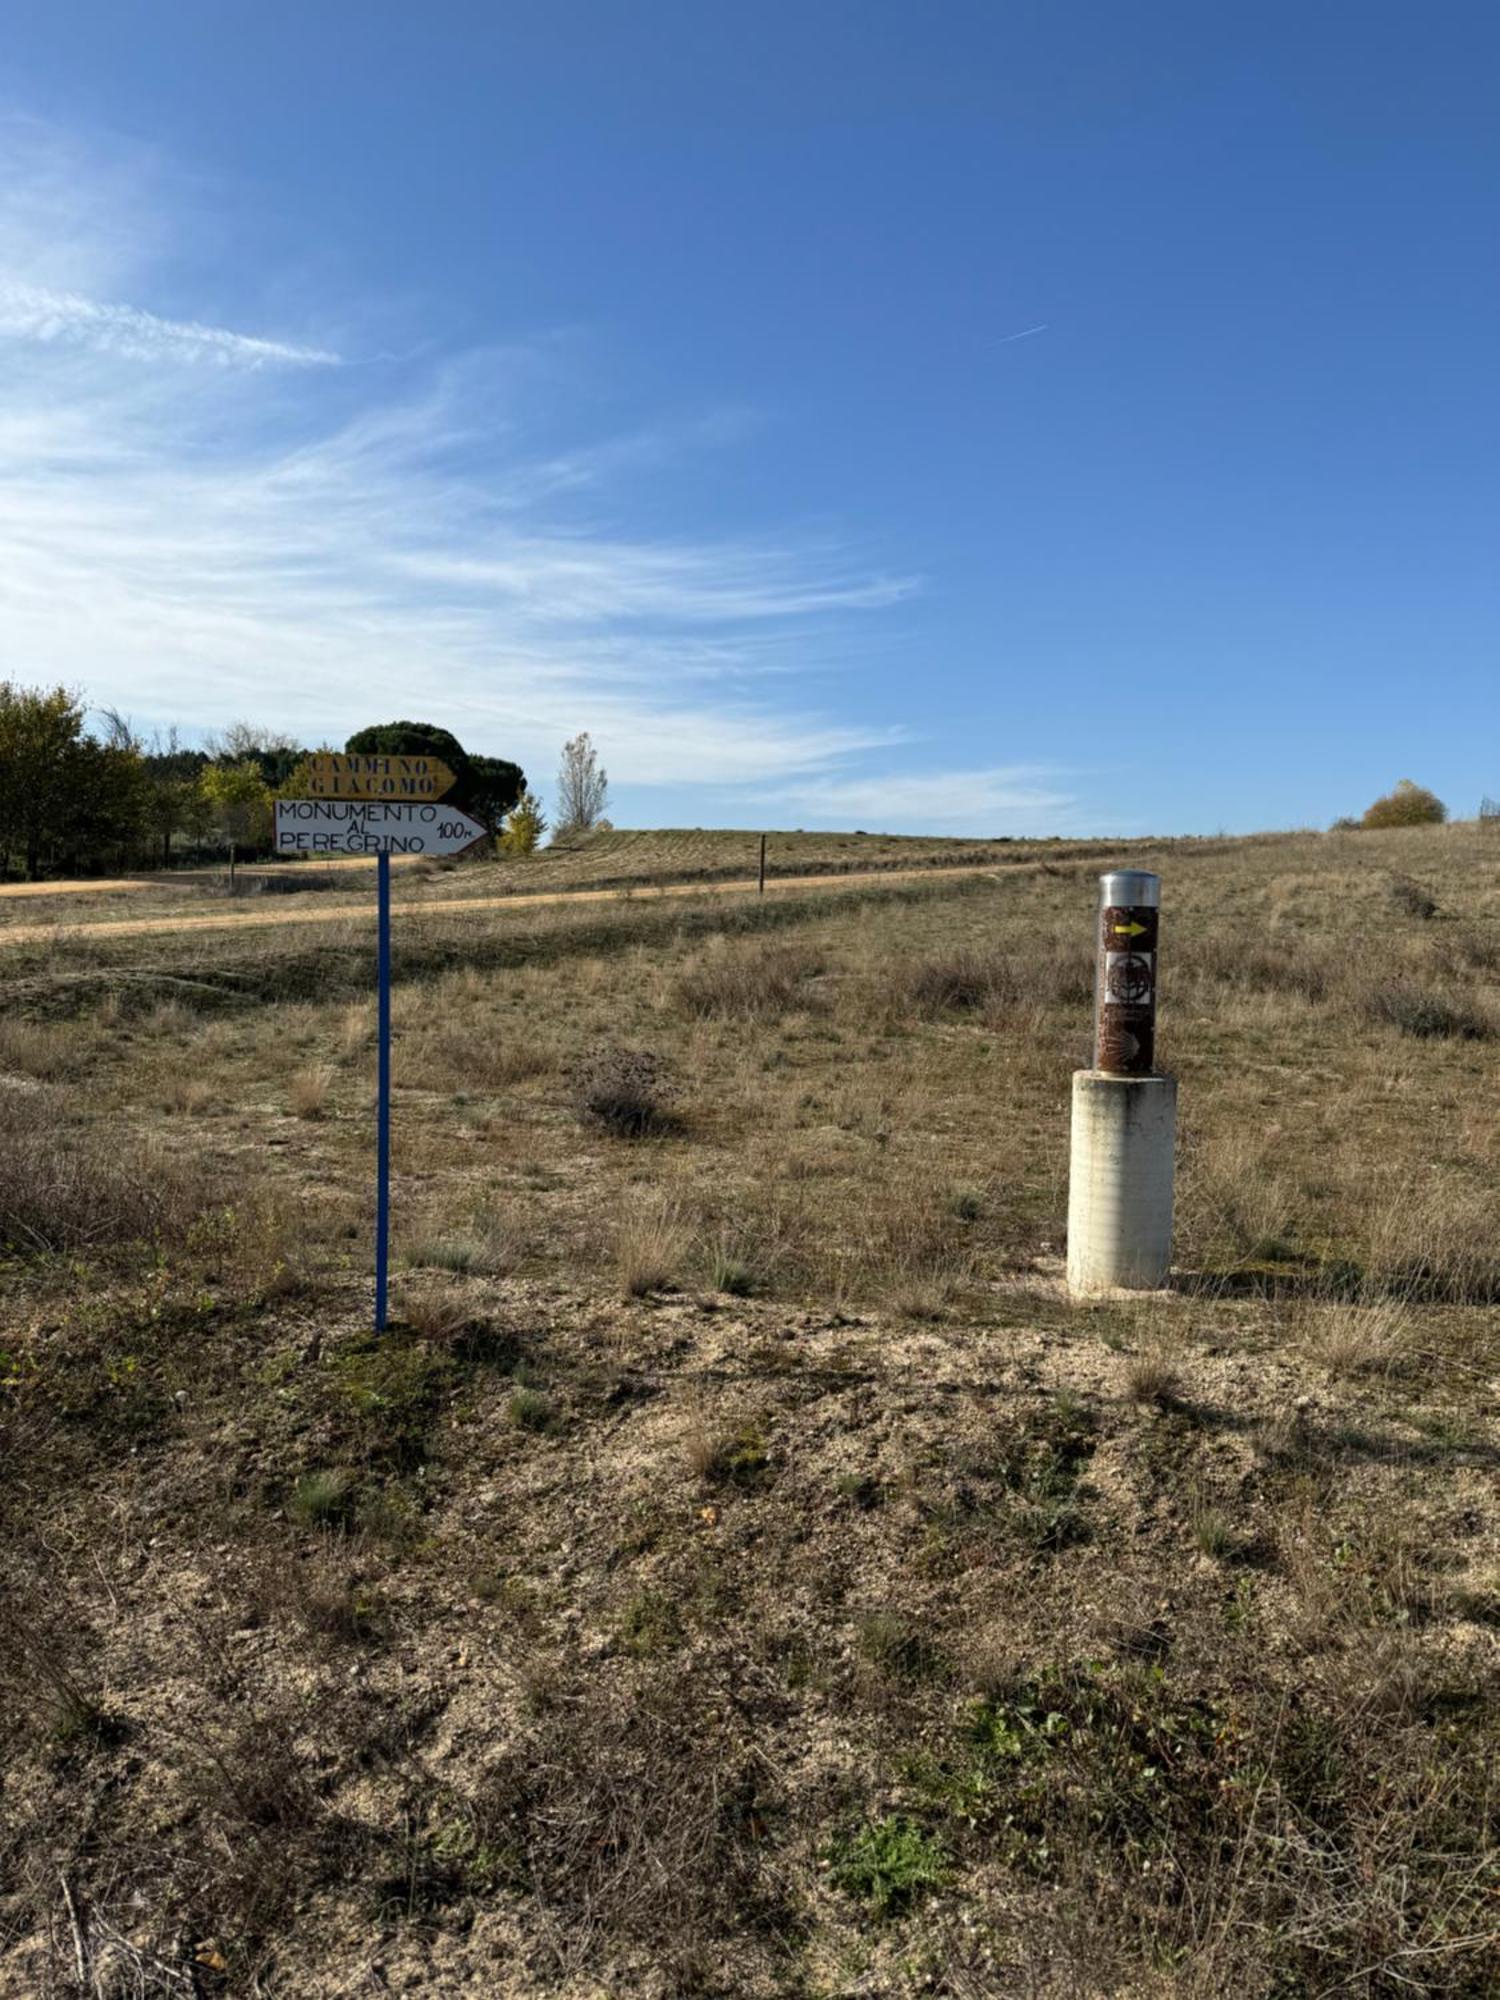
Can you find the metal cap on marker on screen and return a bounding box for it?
[1098,869,1161,910]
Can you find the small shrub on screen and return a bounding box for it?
[403,1223,512,1277]
[289,1065,333,1120]
[288,1468,356,1528]
[1190,1498,1237,1559]
[4,1615,120,1746]
[1122,1351,1180,1408]
[571,1044,676,1137]
[948,1184,984,1222]
[618,1588,683,1657]
[673,941,821,1020]
[508,1385,555,1432]
[829,1816,946,1917]
[1186,935,1332,1003]
[500,789,547,856]
[401,1282,472,1344]
[0,1089,202,1254]
[163,1076,216,1115]
[900,948,1016,1016]
[855,1611,946,1682]
[1388,876,1438,921]
[1364,985,1489,1041]
[1300,1300,1407,1377]
[706,1238,756,1296]
[1361,779,1446,828]
[478,1673,758,1961]
[685,1423,771,1490]
[884,1259,966,1320]
[0,1020,86,1082]
[261,1553,387,1648]
[615,1200,689,1298]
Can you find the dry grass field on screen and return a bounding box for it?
[1,822,1497,1998]
[0,827,1078,920]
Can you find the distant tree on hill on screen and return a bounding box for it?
[344,721,525,831]
[1361,780,1447,829]
[500,789,548,856]
[106,714,211,867]
[0,684,151,879]
[206,721,306,788]
[199,759,274,869]
[555,731,609,838]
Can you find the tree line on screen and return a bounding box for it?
[0,682,610,881]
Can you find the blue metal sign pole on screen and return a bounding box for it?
[272,792,489,1334]
[374,849,392,1331]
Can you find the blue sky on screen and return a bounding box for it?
[2,3,1496,834]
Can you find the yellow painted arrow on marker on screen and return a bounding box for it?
[1112,920,1149,938]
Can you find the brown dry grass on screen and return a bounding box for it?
[1,821,1497,1997]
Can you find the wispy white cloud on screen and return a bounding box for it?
[0,115,930,802]
[765,765,1079,832]
[0,279,341,368]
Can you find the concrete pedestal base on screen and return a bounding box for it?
[1066,1071,1176,1295]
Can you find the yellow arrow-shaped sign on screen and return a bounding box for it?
[305,752,458,801]
[1112,919,1149,938]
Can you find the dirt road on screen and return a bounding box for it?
[0,863,999,948]
[0,877,154,899]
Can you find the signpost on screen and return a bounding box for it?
[276,772,487,1330]
[273,800,488,859]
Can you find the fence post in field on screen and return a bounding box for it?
[758,832,767,895]
[1066,869,1177,1294]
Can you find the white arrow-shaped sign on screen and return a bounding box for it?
[275,799,490,858]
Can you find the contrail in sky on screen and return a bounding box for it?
[997,323,1049,343]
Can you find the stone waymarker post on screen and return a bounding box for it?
[276,766,488,1330]
[1067,870,1176,1295]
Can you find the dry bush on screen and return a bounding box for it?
[143,998,194,1037]
[478,1670,769,1978]
[162,1075,216,1115]
[883,1253,969,1320]
[1362,982,1490,1041]
[1359,1180,1500,1304]
[1182,933,1334,1003]
[1298,1299,1409,1377]
[898,946,1019,1016]
[672,939,823,1020]
[339,1000,373,1056]
[1022,935,1097,1009]
[288,1065,334,1119]
[1434,925,1500,975]
[1387,875,1439,921]
[805,1173,975,1312]
[1122,1349,1181,1407]
[407,1020,556,1093]
[0,1580,116,1746]
[176,1711,362,1960]
[399,1279,474,1343]
[883,935,1090,1025]
[615,1198,690,1297]
[0,1018,87,1082]
[684,1419,770,1489]
[1177,1128,1298,1267]
[1361,778,1446,828]
[0,1087,203,1254]
[403,1217,516,1276]
[571,1044,677,1137]
[248,1546,387,1650]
